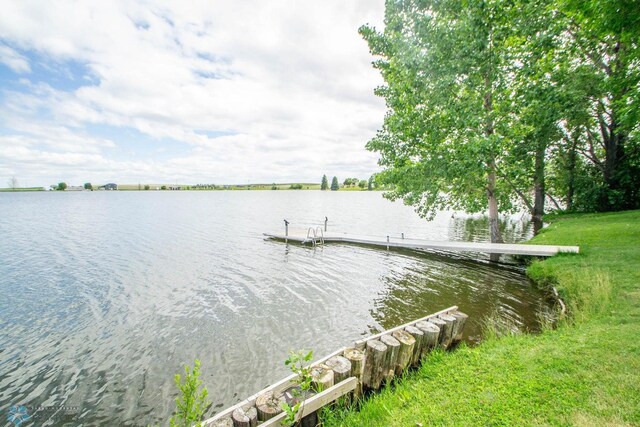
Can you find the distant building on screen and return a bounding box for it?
[66,186,85,191]
[99,183,118,190]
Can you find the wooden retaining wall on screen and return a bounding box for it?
[203,305,467,427]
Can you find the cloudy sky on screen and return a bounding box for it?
[0,1,386,187]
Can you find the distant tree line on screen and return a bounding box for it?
[320,174,379,191]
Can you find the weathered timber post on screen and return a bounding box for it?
[325,356,351,384]
[325,216,328,232]
[392,330,416,375]
[210,418,233,427]
[310,363,334,392]
[404,325,424,366]
[428,317,447,348]
[256,390,285,421]
[380,334,400,383]
[344,347,365,399]
[451,311,469,345]
[362,339,387,390]
[415,321,441,357]
[232,406,257,427]
[402,232,404,239]
[386,235,390,250]
[439,314,456,348]
[282,387,317,427]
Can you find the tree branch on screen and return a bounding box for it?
[494,168,534,213]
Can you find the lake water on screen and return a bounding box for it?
[0,191,551,426]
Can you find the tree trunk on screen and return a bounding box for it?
[487,160,503,245]
[566,137,578,211]
[484,65,503,246]
[532,140,546,234]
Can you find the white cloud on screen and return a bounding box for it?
[0,44,30,73]
[0,1,386,187]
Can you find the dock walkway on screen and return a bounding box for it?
[263,230,579,257]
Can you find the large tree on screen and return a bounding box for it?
[555,0,640,210]
[321,175,329,190]
[331,176,339,191]
[361,0,524,243]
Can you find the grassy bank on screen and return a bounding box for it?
[325,210,640,426]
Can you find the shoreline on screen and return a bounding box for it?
[323,210,640,426]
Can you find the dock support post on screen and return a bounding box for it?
[386,235,390,250]
[401,232,404,239]
[284,219,289,243]
[325,216,328,232]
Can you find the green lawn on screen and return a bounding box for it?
[324,210,640,426]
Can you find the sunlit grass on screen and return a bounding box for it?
[324,210,640,426]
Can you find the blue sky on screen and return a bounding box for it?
[0,1,385,187]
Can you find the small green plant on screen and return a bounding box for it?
[169,359,210,427]
[281,350,314,426]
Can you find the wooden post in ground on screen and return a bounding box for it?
[404,325,424,366]
[232,406,257,427]
[380,334,400,383]
[344,347,364,399]
[392,330,416,375]
[362,339,387,390]
[210,418,233,427]
[439,314,456,348]
[325,356,351,384]
[428,317,447,347]
[415,321,441,357]
[310,363,334,392]
[451,311,469,344]
[255,391,285,422]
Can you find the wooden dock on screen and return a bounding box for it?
[263,230,579,257]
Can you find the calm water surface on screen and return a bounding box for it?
[0,191,551,426]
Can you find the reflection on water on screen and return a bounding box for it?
[0,192,550,426]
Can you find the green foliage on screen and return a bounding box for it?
[321,175,329,190]
[281,350,314,427]
[289,183,303,190]
[367,175,376,191]
[144,185,150,190]
[57,182,67,191]
[330,176,339,191]
[169,359,210,427]
[161,185,167,190]
[358,180,367,189]
[83,182,92,190]
[359,0,640,226]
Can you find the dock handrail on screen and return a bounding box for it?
[315,226,324,245]
[305,227,317,246]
